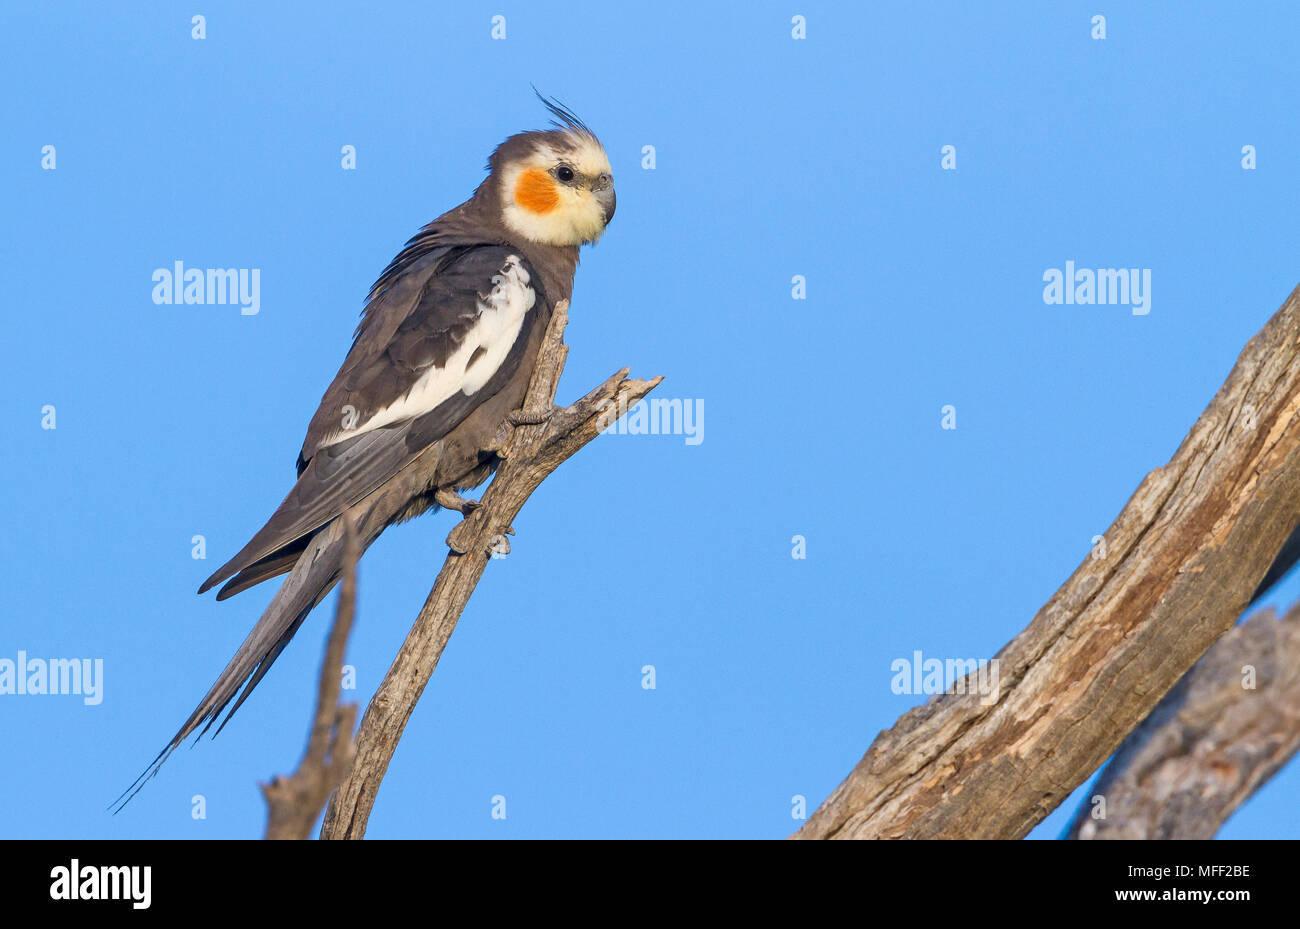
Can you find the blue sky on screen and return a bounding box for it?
[2,1,1298,839]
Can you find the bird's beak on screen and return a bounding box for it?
[594,180,616,226]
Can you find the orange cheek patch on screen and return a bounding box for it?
[514,169,560,214]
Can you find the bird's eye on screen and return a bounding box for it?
[556,165,575,182]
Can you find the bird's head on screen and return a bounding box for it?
[493,94,615,247]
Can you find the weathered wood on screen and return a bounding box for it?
[262,513,360,840]
[1068,602,1300,839]
[795,282,1300,840]
[319,300,661,839]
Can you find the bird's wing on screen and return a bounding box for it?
[198,243,544,595]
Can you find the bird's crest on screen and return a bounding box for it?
[532,86,598,142]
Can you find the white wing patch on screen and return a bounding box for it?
[323,255,535,446]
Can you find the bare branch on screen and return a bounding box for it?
[1068,601,1300,839]
[262,512,360,840]
[795,282,1300,839]
[320,300,661,839]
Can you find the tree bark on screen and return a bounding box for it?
[795,282,1300,839]
[319,300,661,839]
[1068,601,1300,839]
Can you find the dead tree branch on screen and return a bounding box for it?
[262,513,360,840]
[795,282,1300,839]
[319,300,661,839]
[1068,600,1300,839]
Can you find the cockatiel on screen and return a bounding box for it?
[118,95,615,805]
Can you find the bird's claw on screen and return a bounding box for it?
[484,421,514,458]
[435,487,481,515]
[445,524,515,557]
[508,407,554,427]
[487,408,553,459]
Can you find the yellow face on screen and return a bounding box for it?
[501,136,616,247]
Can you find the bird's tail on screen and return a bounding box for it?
[111,515,354,812]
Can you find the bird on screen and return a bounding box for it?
[115,94,616,808]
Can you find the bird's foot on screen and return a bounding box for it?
[508,406,554,427]
[446,521,515,557]
[434,487,482,515]
[483,421,515,457]
[486,407,555,459]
